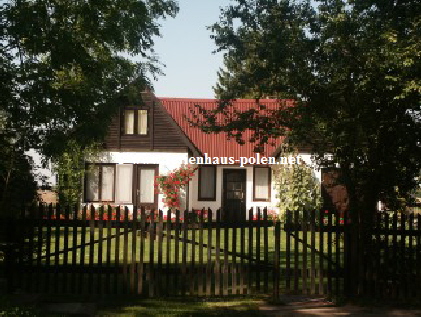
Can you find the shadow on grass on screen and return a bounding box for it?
[95,295,267,317]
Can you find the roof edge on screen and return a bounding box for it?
[157,97,295,103]
[154,98,202,157]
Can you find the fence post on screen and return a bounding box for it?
[343,209,349,296]
[273,216,280,300]
[2,217,18,293]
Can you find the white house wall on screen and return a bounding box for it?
[189,165,274,219]
[86,150,190,210]
[188,153,321,219]
[85,151,321,215]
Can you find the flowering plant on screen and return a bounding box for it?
[82,207,133,220]
[45,206,134,220]
[154,164,197,208]
[266,209,279,222]
[186,209,209,223]
[252,209,279,222]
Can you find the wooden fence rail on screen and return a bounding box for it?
[0,205,419,300]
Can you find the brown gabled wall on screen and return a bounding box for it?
[103,90,189,152]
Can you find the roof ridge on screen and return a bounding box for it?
[157,97,292,103]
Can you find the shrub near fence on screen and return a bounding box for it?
[1,205,420,301]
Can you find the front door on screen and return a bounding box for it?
[136,164,159,210]
[223,169,246,222]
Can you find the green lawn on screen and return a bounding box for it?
[95,296,267,316]
[35,227,344,267]
[15,225,346,296]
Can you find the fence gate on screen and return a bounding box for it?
[1,205,419,300]
[277,209,345,298]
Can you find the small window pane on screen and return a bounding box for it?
[139,169,155,203]
[199,166,216,199]
[138,110,148,135]
[124,110,134,134]
[101,166,114,201]
[86,166,100,201]
[255,168,270,200]
[115,164,133,203]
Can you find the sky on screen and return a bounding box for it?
[151,0,230,99]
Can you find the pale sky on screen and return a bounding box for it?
[152,0,229,98]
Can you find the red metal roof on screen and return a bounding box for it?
[158,97,292,160]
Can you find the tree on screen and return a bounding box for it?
[0,0,178,214]
[0,139,38,217]
[196,0,420,296]
[53,140,103,207]
[197,0,420,217]
[1,0,178,157]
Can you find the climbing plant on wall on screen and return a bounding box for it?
[154,164,197,208]
[273,155,322,217]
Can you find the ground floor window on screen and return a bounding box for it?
[253,166,271,202]
[115,164,133,204]
[198,165,216,201]
[85,164,115,202]
[85,163,158,208]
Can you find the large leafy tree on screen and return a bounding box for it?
[198,0,420,220]
[0,0,178,212]
[1,0,178,156]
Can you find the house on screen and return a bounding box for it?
[84,89,336,221]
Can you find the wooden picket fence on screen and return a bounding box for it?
[351,211,421,300]
[1,205,420,300]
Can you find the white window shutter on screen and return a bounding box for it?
[115,164,133,204]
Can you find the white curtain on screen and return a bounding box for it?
[101,166,115,201]
[115,164,133,203]
[255,167,269,200]
[139,169,155,203]
[138,110,148,135]
[124,110,134,134]
[86,167,100,201]
[200,167,215,199]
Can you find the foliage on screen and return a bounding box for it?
[0,139,38,217]
[154,164,197,208]
[272,154,322,216]
[53,140,103,206]
[1,0,178,215]
[1,0,179,158]
[0,296,38,316]
[196,0,420,220]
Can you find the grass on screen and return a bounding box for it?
[0,295,39,316]
[18,221,418,297]
[12,225,345,297]
[0,293,270,316]
[34,227,343,267]
[95,295,267,316]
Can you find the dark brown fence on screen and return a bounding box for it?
[1,205,419,300]
[353,211,421,300]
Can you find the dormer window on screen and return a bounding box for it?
[123,108,148,135]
